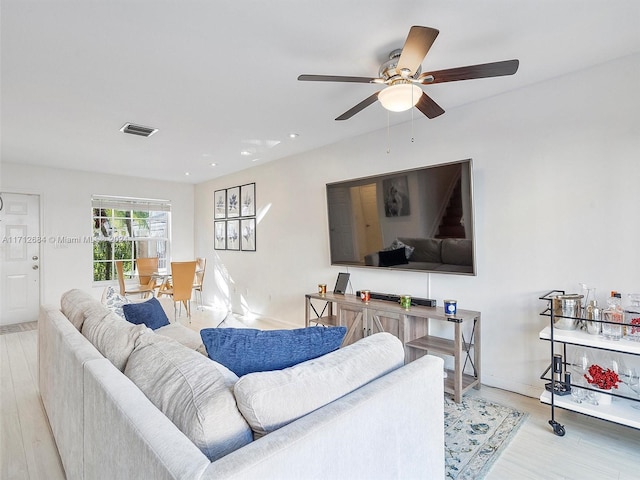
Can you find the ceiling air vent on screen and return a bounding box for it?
[120,123,158,137]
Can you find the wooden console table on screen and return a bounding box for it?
[305,292,481,402]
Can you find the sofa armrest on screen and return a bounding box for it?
[39,305,105,480]
[202,354,444,480]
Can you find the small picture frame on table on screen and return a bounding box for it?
[227,186,240,218]
[240,218,256,251]
[226,219,240,250]
[240,183,256,217]
[214,189,227,219]
[333,272,350,294]
[214,221,226,250]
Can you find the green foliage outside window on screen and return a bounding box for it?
[92,206,169,282]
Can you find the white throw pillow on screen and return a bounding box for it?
[100,286,130,319]
[124,334,253,461]
[233,332,405,438]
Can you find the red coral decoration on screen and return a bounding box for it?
[584,364,620,390]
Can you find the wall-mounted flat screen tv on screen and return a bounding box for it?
[326,159,476,275]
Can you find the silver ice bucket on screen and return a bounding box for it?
[552,294,583,330]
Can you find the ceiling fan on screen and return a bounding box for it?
[298,26,519,121]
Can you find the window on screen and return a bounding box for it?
[92,195,171,282]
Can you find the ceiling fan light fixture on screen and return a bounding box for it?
[378,83,422,112]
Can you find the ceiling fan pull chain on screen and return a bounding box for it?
[386,111,391,154]
[411,89,415,143]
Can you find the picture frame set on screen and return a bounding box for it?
[214,183,256,251]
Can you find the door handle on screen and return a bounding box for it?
[32,265,39,270]
[32,255,39,261]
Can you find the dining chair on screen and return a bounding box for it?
[157,261,197,320]
[115,260,155,299]
[192,257,207,310]
[136,257,159,292]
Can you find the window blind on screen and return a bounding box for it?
[91,195,171,212]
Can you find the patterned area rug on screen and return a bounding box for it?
[445,395,528,479]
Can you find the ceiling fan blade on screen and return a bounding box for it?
[397,26,440,76]
[298,74,379,84]
[423,59,519,84]
[335,92,380,121]
[415,92,445,119]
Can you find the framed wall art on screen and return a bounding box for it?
[240,218,256,251]
[226,186,240,218]
[382,175,410,217]
[226,219,240,250]
[240,182,256,217]
[214,221,226,250]
[214,189,227,219]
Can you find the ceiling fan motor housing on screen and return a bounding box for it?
[379,49,422,83]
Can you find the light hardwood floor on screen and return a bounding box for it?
[2,309,639,479]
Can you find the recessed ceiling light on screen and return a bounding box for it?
[288,133,299,139]
[119,122,158,137]
[210,162,217,167]
[252,158,260,162]
[240,150,252,156]
[185,172,190,176]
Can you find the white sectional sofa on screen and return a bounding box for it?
[38,289,445,479]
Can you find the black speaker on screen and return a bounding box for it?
[355,291,436,307]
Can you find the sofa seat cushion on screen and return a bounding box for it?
[122,297,170,330]
[233,332,405,438]
[124,334,253,461]
[81,310,150,371]
[200,326,347,377]
[155,323,206,353]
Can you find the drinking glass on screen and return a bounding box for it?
[626,367,640,410]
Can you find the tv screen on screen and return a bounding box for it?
[326,159,476,275]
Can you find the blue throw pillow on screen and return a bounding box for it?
[200,326,347,377]
[122,297,170,330]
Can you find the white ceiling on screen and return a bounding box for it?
[2,1,639,184]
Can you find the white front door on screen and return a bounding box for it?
[0,193,41,325]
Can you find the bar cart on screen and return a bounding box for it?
[538,290,640,436]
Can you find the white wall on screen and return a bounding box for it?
[0,163,195,304]
[195,53,640,397]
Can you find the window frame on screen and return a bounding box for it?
[91,195,171,285]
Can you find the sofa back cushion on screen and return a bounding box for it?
[124,334,253,461]
[81,310,149,371]
[61,289,103,331]
[233,332,405,438]
[441,238,473,266]
[398,237,442,263]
